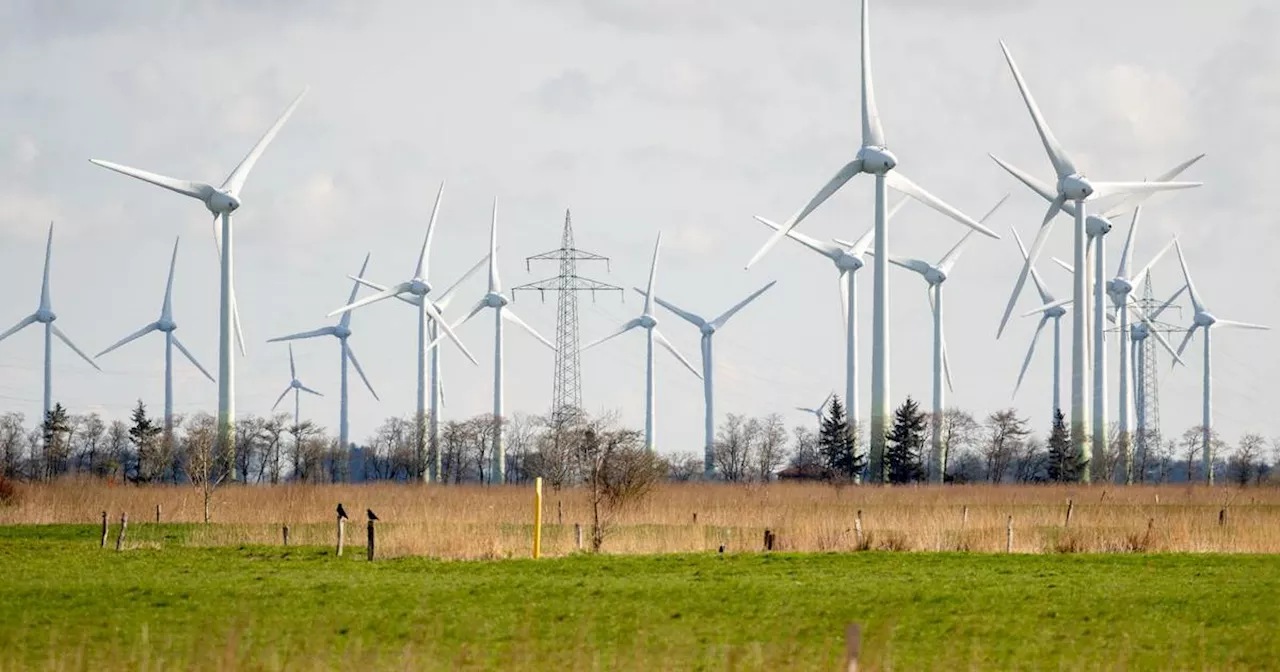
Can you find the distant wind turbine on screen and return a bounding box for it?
[272,345,323,429]
[584,233,702,452]
[268,253,380,453]
[0,223,101,422]
[636,280,776,479]
[796,393,834,429]
[95,237,214,440]
[90,88,309,465]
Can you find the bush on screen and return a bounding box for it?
[0,474,20,507]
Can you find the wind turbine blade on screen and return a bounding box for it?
[582,318,644,352]
[942,341,955,394]
[220,88,308,197]
[653,328,702,379]
[998,41,1076,179]
[1130,237,1175,288]
[232,296,247,357]
[753,216,842,260]
[1013,315,1051,397]
[996,199,1062,338]
[884,171,999,239]
[644,233,662,314]
[88,159,214,201]
[454,300,489,331]
[271,387,291,411]
[1052,257,1074,275]
[350,276,388,292]
[1116,207,1140,279]
[745,160,863,268]
[891,257,933,276]
[1173,239,1204,314]
[821,391,834,413]
[171,334,215,382]
[504,310,555,350]
[1215,319,1271,331]
[51,325,101,371]
[339,253,372,330]
[1088,181,1202,200]
[422,300,478,366]
[1173,324,1197,360]
[267,326,336,343]
[416,181,446,280]
[710,280,777,330]
[95,322,159,358]
[488,198,501,293]
[162,237,180,320]
[937,230,977,275]
[300,384,323,397]
[1149,284,1186,321]
[1101,154,1208,218]
[0,314,39,345]
[989,155,1071,214]
[289,344,296,379]
[39,224,53,312]
[328,282,413,317]
[859,0,884,147]
[838,270,849,331]
[1012,227,1055,305]
[437,253,492,310]
[633,288,705,328]
[850,225,877,257]
[1022,297,1071,318]
[346,344,380,401]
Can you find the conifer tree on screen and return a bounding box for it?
[40,403,70,480]
[1046,409,1082,482]
[885,396,926,484]
[818,395,863,481]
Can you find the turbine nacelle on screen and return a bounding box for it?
[834,253,865,272]
[1108,277,1133,299]
[1059,174,1093,201]
[483,292,509,309]
[699,323,716,337]
[156,318,177,332]
[856,146,897,174]
[1131,322,1150,340]
[332,324,351,339]
[924,268,947,286]
[1045,304,1067,319]
[1085,214,1112,237]
[289,378,304,390]
[638,314,658,329]
[34,309,56,324]
[407,279,432,296]
[204,190,241,215]
[1194,311,1216,328]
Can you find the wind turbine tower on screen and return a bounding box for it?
[513,211,622,441]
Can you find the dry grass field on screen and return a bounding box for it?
[4,480,1279,558]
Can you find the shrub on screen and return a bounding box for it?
[0,474,20,507]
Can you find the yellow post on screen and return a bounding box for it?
[533,477,544,559]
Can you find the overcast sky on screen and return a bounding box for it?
[1,0,1276,455]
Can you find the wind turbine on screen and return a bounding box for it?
[1010,227,1069,422]
[95,237,214,440]
[584,233,702,452]
[635,280,776,479]
[327,182,479,482]
[886,196,1007,482]
[1172,240,1269,485]
[753,198,905,430]
[268,253,380,454]
[745,0,998,482]
[90,88,309,467]
[1127,283,1186,481]
[439,199,554,484]
[796,392,834,429]
[992,41,1201,480]
[272,345,323,429]
[0,223,100,423]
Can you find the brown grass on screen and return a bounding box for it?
[3,479,1279,558]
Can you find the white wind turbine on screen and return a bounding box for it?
[267,253,380,453]
[95,237,214,439]
[1010,227,1069,421]
[1172,240,1269,485]
[0,224,100,422]
[327,182,478,482]
[992,41,1201,479]
[885,196,1007,482]
[745,0,998,481]
[635,280,776,479]
[584,233,702,452]
[438,199,554,485]
[272,345,323,429]
[753,198,905,430]
[90,88,308,461]
[796,392,834,429]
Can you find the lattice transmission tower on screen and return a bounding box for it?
[513,210,621,432]
[1131,276,1183,482]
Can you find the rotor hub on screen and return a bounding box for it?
[205,190,241,215]
[857,146,897,175]
[157,319,177,332]
[333,325,351,339]
[1060,174,1093,201]
[638,315,657,329]
[835,254,864,272]
[1194,311,1216,327]
[1109,278,1133,298]
[34,310,55,323]
[408,279,431,296]
[290,379,302,389]
[926,269,947,285]
[1047,305,1067,319]
[1085,214,1112,236]
[1131,323,1149,340]
[700,324,716,336]
[485,293,509,308]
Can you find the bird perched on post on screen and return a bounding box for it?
[336,503,348,520]
[367,509,379,522]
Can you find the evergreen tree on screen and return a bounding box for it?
[129,400,163,481]
[817,395,863,481]
[1045,409,1082,482]
[885,397,926,484]
[40,403,71,479]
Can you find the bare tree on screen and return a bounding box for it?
[578,416,663,552]
[752,413,789,482]
[1180,426,1202,483]
[1231,433,1266,486]
[663,451,702,481]
[788,425,822,477]
[929,408,980,480]
[982,409,1030,484]
[183,413,227,523]
[713,414,753,482]
[1012,438,1046,483]
[0,413,28,478]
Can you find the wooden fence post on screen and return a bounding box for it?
[532,477,544,559]
[845,623,862,672]
[854,510,864,550]
[155,504,162,524]
[1064,499,1074,528]
[961,505,968,528]
[1005,515,1013,553]
[574,523,583,551]
[557,499,563,526]
[337,516,346,557]
[367,520,376,562]
[282,525,290,546]
[1218,508,1226,527]
[115,512,128,552]
[100,511,108,548]
[763,529,775,551]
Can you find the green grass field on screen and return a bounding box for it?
[3,525,1278,670]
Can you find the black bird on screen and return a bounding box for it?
[367,509,379,522]
[336,503,348,520]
